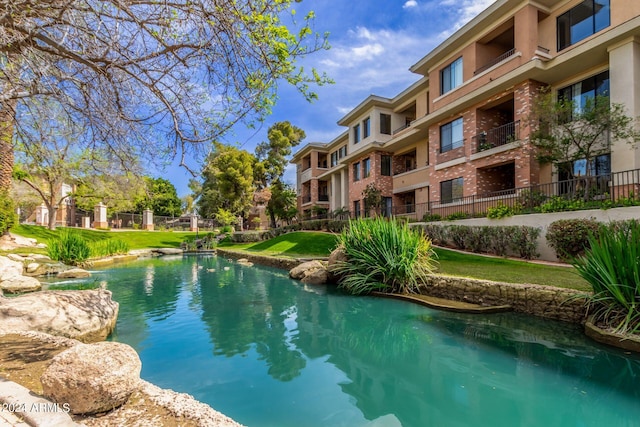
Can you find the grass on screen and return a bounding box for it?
[218,231,338,258]
[220,231,589,291]
[11,224,197,250]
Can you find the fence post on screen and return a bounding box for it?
[190,214,198,232]
[142,209,154,231]
[93,203,108,229]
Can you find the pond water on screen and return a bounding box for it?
[48,255,640,427]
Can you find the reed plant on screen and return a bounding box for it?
[90,239,130,258]
[47,229,91,265]
[573,220,640,334]
[333,217,437,295]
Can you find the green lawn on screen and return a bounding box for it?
[218,231,338,258]
[220,231,589,291]
[12,224,196,250]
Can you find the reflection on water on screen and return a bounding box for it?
[47,255,640,427]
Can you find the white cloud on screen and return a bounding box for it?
[403,1,418,9]
[438,0,497,39]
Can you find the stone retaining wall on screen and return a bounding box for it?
[421,275,588,323]
[216,249,301,271]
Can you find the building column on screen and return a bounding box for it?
[608,36,640,172]
[35,204,48,226]
[340,169,348,208]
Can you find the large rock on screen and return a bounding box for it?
[289,260,324,280]
[0,289,119,342]
[41,341,142,415]
[289,260,329,285]
[57,268,91,279]
[155,248,183,255]
[0,275,41,294]
[0,256,24,281]
[327,247,348,283]
[301,267,328,285]
[23,261,69,277]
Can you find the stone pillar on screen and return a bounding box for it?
[608,36,640,173]
[35,204,49,226]
[142,209,154,231]
[340,169,349,209]
[93,202,108,229]
[81,217,91,229]
[190,214,198,232]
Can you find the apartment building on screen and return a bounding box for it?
[291,0,640,219]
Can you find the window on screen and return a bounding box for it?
[380,113,392,135]
[440,117,464,153]
[382,197,392,217]
[330,151,338,167]
[363,158,371,178]
[353,124,361,144]
[558,71,609,121]
[559,153,611,180]
[441,178,463,204]
[363,117,371,138]
[440,57,463,95]
[339,145,347,158]
[557,0,610,51]
[381,155,391,176]
[353,162,361,181]
[353,200,361,219]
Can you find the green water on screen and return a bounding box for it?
[49,255,640,427]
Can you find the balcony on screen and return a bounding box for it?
[474,48,516,75]
[472,120,520,153]
[318,194,329,202]
[302,195,311,204]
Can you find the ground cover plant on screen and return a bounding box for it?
[332,217,437,295]
[573,220,640,334]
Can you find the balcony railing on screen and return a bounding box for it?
[318,194,329,202]
[472,120,520,153]
[392,122,412,135]
[474,48,516,75]
[302,195,311,204]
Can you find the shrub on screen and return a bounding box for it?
[445,212,469,221]
[448,225,472,250]
[466,227,493,253]
[508,226,540,259]
[418,224,448,246]
[333,217,437,295]
[546,219,600,261]
[326,220,348,233]
[486,227,511,257]
[519,190,547,211]
[486,203,518,219]
[573,220,640,334]
[0,190,16,233]
[422,213,442,222]
[48,229,91,265]
[230,230,273,243]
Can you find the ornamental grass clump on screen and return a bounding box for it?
[47,229,91,265]
[334,217,437,295]
[573,220,640,335]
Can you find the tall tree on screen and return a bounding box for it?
[197,144,256,219]
[266,180,297,226]
[530,90,640,200]
[74,174,146,214]
[256,121,305,227]
[134,177,183,217]
[0,0,330,192]
[256,121,306,187]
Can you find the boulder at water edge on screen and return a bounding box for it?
[0,255,41,293]
[289,260,329,285]
[0,289,119,342]
[41,341,142,415]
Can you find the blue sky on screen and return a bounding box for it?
[166,0,497,196]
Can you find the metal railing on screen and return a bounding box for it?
[302,195,312,204]
[318,194,329,202]
[474,48,516,75]
[472,120,520,153]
